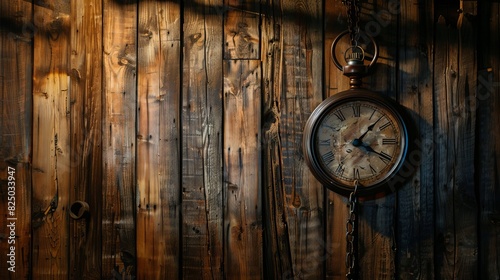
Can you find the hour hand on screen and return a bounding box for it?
[357,115,383,142]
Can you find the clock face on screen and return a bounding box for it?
[303,90,408,195]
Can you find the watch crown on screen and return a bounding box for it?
[345,46,365,65]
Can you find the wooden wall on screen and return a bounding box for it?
[0,0,498,279]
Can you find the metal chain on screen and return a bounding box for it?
[345,180,358,280]
[342,0,361,47]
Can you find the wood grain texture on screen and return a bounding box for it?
[477,2,500,279]
[224,0,260,60]
[395,0,435,278]
[181,0,224,278]
[434,3,478,277]
[136,0,181,278]
[340,1,398,279]
[69,0,103,278]
[0,1,498,279]
[324,1,350,279]
[31,1,70,278]
[102,0,137,278]
[223,59,263,279]
[261,0,295,277]
[279,0,324,279]
[0,1,33,278]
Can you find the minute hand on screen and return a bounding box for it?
[363,144,392,162]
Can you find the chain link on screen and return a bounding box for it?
[345,180,358,280]
[342,0,361,47]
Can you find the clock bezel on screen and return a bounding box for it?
[303,88,410,196]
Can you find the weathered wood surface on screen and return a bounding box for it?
[223,4,263,279]
[181,0,224,278]
[0,0,499,279]
[136,1,181,279]
[434,1,478,278]
[102,0,137,278]
[477,2,500,279]
[0,1,32,278]
[261,0,294,278]
[357,1,398,278]
[31,1,71,277]
[279,0,325,278]
[324,1,350,278]
[224,59,263,279]
[69,0,103,278]
[396,0,435,278]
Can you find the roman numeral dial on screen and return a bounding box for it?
[303,91,409,196]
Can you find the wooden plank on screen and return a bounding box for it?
[357,1,398,279]
[453,2,478,278]
[260,0,294,277]
[0,1,33,278]
[434,6,479,277]
[31,1,70,278]
[136,0,181,278]
[182,0,224,278]
[395,0,435,278]
[102,0,137,278]
[68,0,103,278]
[223,59,262,279]
[279,0,324,278]
[477,2,500,278]
[324,1,350,279]
[327,1,399,279]
[223,0,260,59]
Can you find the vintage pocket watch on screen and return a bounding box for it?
[303,30,410,197]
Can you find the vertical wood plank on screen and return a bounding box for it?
[31,1,70,278]
[477,2,500,279]
[279,0,324,278]
[324,1,350,278]
[223,59,263,279]
[69,0,103,278]
[136,0,181,278]
[224,0,260,60]
[261,0,295,278]
[355,1,398,279]
[0,1,33,278]
[434,3,478,277]
[102,0,137,278]
[182,0,224,278]
[395,0,435,278]
[223,1,262,278]
[454,2,478,278]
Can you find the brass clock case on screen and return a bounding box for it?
[303,88,409,196]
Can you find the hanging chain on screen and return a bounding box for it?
[342,0,361,47]
[345,180,358,280]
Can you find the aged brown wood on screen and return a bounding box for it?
[279,0,325,279]
[31,1,71,278]
[1,1,500,279]
[181,0,224,278]
[69,0,103,278]
[324,1,350,279]
[0,1,32,278]
[224,0,260,60]
[223,2,263,278]
[395,0,435,278]
[477,2,500,278]
[223,59,263,279]
[102,0,137,278]
[434,2,478,277]
[136,0,181,278]
[261,0,295,277]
